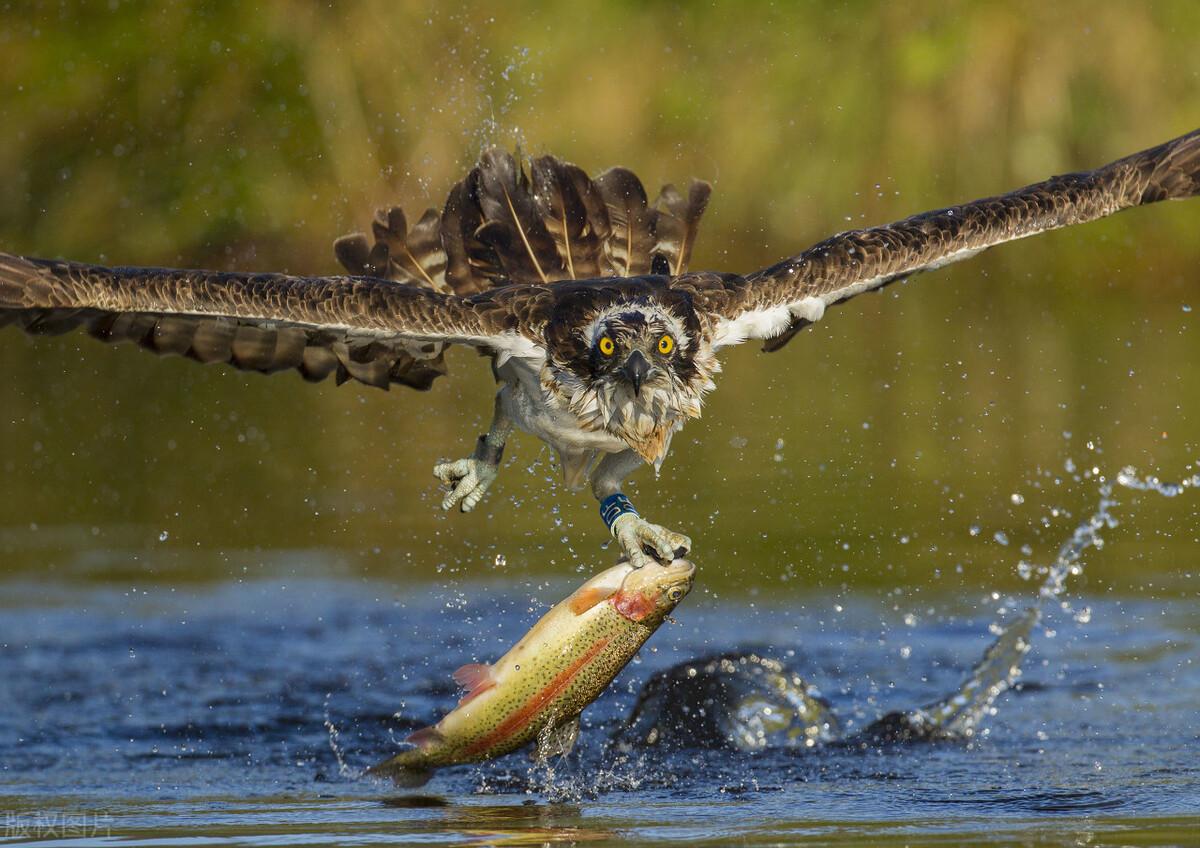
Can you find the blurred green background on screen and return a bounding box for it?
[1,1,1198,596]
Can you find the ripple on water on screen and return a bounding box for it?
[0,575,1198,843]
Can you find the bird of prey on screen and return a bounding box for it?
[2,130,1197,567]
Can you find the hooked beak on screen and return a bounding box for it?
[621,350,651,397]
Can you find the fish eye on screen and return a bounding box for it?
[657,334,675,355]
[667,586,684,601]
[598,336,615,356]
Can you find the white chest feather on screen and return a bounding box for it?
[496,358,628,455]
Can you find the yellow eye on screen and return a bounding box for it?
[598,336,615,356]
[657,335,675,355]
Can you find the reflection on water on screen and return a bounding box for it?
[3,293,1200,598]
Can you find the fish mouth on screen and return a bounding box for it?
[656,558,696,600]
[618,557,696,598]
[663,558,696,582]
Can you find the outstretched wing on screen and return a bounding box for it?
[2,149,710,393]
[697,128,1200,351]
[0,253,543,390]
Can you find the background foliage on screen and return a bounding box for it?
[1,1,1198,595]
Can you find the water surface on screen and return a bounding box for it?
[3,572,1197,846]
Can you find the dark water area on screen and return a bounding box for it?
[2,574,1198,846]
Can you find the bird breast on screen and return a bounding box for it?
[496,360,629,455]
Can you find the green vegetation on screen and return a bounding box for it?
[1,1,1198,595]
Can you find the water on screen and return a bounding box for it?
[3,561,1198,844]
[3,470,1199,844]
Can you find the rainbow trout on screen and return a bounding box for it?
[369,558,695,786]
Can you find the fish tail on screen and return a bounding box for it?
[365,752,435,788]
[366,724,442,787]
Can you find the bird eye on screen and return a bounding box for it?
[657,335,675,355]
[598,336,615,356]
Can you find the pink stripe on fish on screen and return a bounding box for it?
[462,636,612,758]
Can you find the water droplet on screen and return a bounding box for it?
[993,531,1009,546]
[158,531,169,542]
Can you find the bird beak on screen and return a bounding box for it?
[621,350,651,397]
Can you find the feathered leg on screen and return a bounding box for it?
[591,450,691,569]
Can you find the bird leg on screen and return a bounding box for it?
[434,395,513,513]
[592,450,692,569]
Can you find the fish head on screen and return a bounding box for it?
[612,558,696,625]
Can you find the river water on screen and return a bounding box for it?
[3,555,1198,845]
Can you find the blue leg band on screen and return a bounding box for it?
[600,493,638,533]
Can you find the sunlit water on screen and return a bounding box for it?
[2,472,1199,847]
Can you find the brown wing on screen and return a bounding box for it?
[0,254,540,390]
[333,150,713,293]
[3,150,713,391]
[697,128,1200,351]
[325,150,711,389]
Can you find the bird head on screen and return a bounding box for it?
[588,305,683,400]
[542,289,720,465]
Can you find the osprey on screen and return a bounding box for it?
[2,132,1197,567]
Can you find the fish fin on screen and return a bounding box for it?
[534,716,581,762]
[567,563,633,614]
[404,726,445,750]
[366,755,435,788]
[568,585,619,615]
[452,662,497,705]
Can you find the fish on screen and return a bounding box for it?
[368,557,695,786]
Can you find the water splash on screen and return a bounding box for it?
[323,692,363,779]
[905,463,1200,739]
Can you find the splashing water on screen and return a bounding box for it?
[905,462,1200,740]
[324,692,363,779]
[1033,464,1200,605]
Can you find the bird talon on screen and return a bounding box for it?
[612,513,691,566]
[433,457,498,513]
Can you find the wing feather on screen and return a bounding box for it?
[700,128,1200,350]
[594,168,657,277]
[0,253,531,390]
[653,179,712,276]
